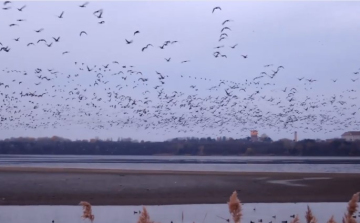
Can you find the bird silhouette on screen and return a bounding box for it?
[35,28,44,33]
[212,6,221,13]
[221,27,231,32]
[222,19,233,25]
[37,39,46,44]
[17,5,26,11]
[80,31,88,36]
[58,11,64,18]
[79,2,89,8]
[141,44,153,52]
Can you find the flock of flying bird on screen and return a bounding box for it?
[0,1,359,140]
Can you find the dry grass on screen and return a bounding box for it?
[79,201,95,222]
[228,191,242,223]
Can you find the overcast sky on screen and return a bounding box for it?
[0,1,360,141]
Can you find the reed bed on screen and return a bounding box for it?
[78,191,359,223]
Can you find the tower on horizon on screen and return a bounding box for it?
[250,130,258,142]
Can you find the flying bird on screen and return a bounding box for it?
[79,2,88,7]
[94,10,103,18]
[14,38,20,41]
[125,39,133,44]
[181,60,190,63]
[99,21,105,24]
[220,33,228,38]
[221,27,231,32]
[58,11,64,18]
[4,1,11,5]
[80,31,87,36]
[27,43,34,46]
[17,5,26,11]
[165,58,171,62]
[62,51,69,55]
[141,44,153,52]
[212,6,221,13]
[37,39,46,43]
[134,31,140,35]
[97,11,103,19]
[9,23,18,27]
[230,44,238,49]
[225,89,231,96]
[241,55,248,59]
[53,37,60,42]
[35,28,44,33]
[222,19,233,25]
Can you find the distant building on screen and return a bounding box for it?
[250,130,258,142]
[294,131,298,142]
[341,131,360,141]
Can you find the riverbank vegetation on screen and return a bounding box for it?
[0,136,359,156]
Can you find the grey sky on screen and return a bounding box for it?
[0,1,360,141]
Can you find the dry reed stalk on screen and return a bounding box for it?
[202,212,208,223]
[228,191,242,223]
[291,215,300,223]
[79,201,95,222]
[305,205,316,223]
[347,192,359,216]
[343,192,359,223]
[327,216,337,223]
[138,206,154,223]
[309,217,317,223]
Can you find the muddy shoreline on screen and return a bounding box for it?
[0,167,359,205]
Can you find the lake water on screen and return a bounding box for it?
[1,155,360,173]
[0,203,351,223]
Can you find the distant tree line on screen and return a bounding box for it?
[0,136,359,156]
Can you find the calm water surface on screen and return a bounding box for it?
[0,155,360,173]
